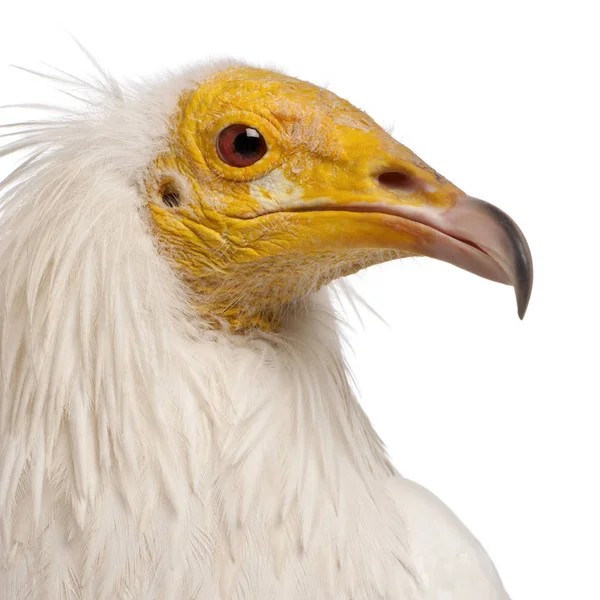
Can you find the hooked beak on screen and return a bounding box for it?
[272,165,534,318]
[428,195,533,319]
[349,190,534,319]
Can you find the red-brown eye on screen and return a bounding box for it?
[217,125,268,168]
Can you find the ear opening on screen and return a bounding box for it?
[159,178,182,208]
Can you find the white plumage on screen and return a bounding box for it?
[0,59,515,599]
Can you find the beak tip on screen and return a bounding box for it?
[516,280,533,320]
[514,238,534,321]
[466,197,534,321]
[517,300,528,320]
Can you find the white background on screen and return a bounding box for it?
[1,1,598,598]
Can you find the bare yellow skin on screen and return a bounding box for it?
[147,66,463,330]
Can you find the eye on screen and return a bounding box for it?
[217,125,268,168]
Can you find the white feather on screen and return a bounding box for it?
[0,58,510,599]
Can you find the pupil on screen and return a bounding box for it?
[234,129,260,156]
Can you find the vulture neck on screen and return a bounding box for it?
[0,164,393,519]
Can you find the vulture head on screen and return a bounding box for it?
[145,65,532,331]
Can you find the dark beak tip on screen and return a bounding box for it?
[516,273,533,320]
[517,294,529,320]
[470,197,534,321]
[513,232,534,320]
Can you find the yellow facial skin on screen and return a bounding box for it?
[147,66,467,331]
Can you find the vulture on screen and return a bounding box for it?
[0,59,533,599]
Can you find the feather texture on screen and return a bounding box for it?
[0,60,509,599]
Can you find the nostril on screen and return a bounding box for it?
[378,171,419,193]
